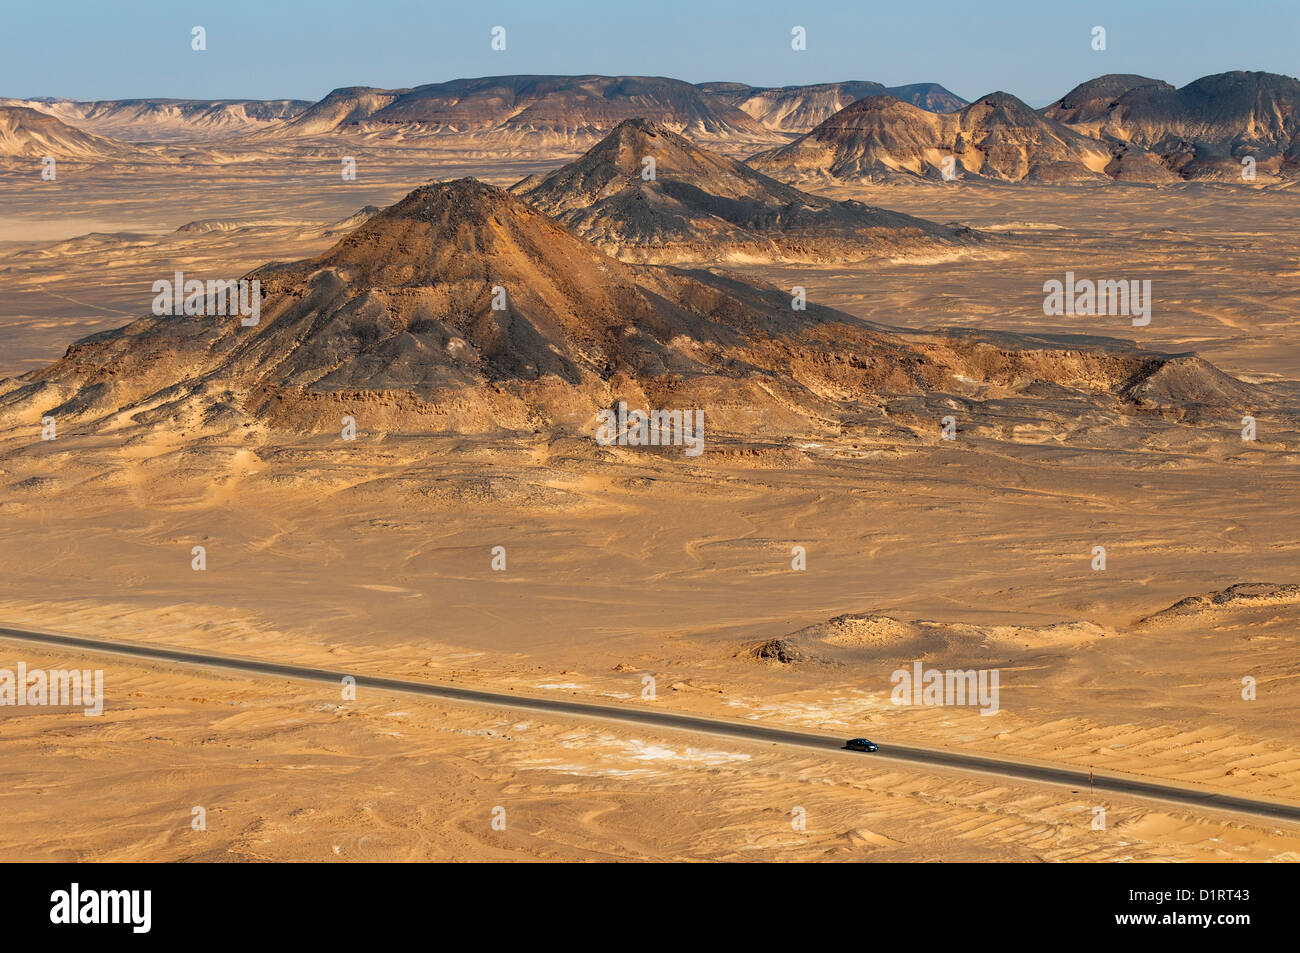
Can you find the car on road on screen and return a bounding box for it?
[845,738,879,752]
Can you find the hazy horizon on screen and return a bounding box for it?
[4,0,1297,106]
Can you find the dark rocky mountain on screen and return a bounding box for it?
[883,83,969,114]
[0,179,1264,441]
[1041,75,1173,125]
[748,92,1119,183]
[1046,71,1300,180]
[0,178,896,434]
[511,118,981,263]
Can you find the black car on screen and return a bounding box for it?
[845,738,879,752]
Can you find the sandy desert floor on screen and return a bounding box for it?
[0,150,1297,861]
[4,644,1296,862]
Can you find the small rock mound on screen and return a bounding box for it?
[762,611,1109,662]
[1136,583,1300,627]
[1120,356,1267,418]
[747,638,806,664]
[811,613,922,647]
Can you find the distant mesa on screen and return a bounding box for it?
[748,91,1125,183]
[175,218,301,234]
[697,81,968,133]
[2,80,971,146]
[171,206,380,237]
[5,71,1294,182]
[257,75,782,150]
[0,97,311,143]
[511,118,983,263]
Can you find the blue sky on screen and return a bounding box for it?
[4,0,1296,106]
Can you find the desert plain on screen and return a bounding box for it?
[0,92,1298,862]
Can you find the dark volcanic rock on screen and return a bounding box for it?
[1048,71,1300,180]
[0,178,1272,443]
[512,118,982,263]
[1042,74,1175,125]
[748,92,1121,183]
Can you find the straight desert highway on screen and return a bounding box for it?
[3,623,1298,826]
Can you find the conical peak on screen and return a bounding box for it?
[375,177,524,225]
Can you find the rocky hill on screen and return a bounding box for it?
[511,118,981,263]
[749,92,1119,183]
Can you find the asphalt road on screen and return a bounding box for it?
[4,623,1299,824]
